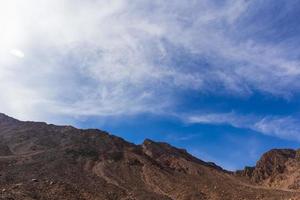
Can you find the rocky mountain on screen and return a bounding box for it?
[237,148,300,191]
[0,113,299,200]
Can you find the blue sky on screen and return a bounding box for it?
[1,0,300,170]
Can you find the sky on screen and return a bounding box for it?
[1,0,300,170]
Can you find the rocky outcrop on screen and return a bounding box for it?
[251,149,296,182]
[237,149,300,191]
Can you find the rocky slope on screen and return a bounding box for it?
[0,113,299,200]
[237,148,300,191]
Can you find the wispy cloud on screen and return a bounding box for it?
[0,0,300,123]
[254,116,300,139]
[186,112,300,141]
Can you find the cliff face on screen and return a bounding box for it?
[238,148,300,191]
[0,113,299,200]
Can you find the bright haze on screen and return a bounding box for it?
[1,0,300,170]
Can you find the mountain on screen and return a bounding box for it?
[237,148,300,191]
[0,113,299,200]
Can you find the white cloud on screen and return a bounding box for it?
[0,0,299,122]
[186,112,300,140]
[254,117,300,139]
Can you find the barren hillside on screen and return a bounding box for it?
[0,113,299,200]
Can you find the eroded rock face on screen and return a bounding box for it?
[252,149,296,181]
[237,149,300,190]
[0,113,299,200]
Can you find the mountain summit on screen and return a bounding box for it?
[0,114,299,200]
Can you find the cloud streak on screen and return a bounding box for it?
[186,112,300,141]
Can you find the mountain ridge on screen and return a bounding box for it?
[0,113,299,200]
